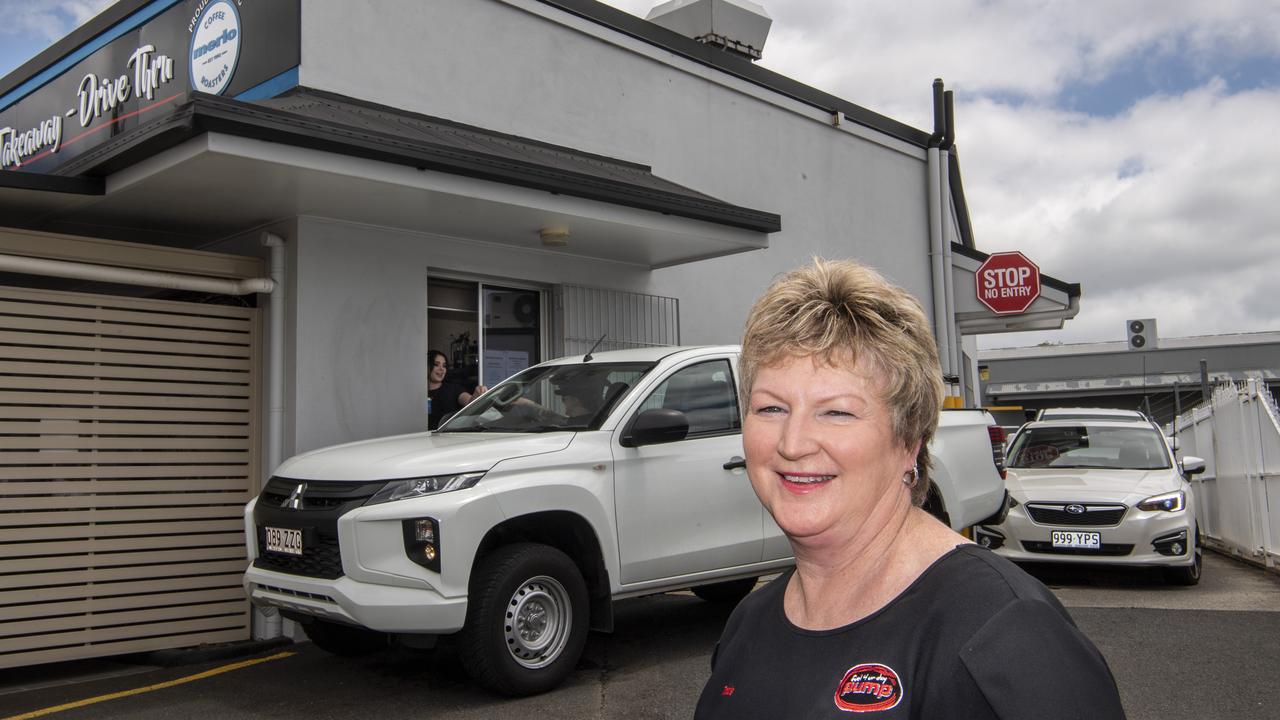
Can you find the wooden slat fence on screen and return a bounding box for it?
[0,285,259,669]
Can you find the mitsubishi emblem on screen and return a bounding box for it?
[283,482,307,510]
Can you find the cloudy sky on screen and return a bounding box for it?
[3,0,1278,349]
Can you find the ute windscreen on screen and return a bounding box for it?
[439,362,654,433]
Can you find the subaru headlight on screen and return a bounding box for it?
[1137,490,1185,512]
[367,472,485,505]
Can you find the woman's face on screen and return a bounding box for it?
[429,355,448,384]
[744,355,917,550]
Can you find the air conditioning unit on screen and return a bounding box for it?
[1126,318,1157,350]
[485,293,538,329]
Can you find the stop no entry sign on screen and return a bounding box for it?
[976,251,1040,314]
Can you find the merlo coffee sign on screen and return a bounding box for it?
[0,0,299,174]
[189,0,241,95]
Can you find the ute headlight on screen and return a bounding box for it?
[367,472,485,505]
[1137,490,1185,513]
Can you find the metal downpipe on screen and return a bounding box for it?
[258,232,287,640]
[941,89,963,403]
[927,79,952,378]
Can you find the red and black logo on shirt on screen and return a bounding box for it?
[834,663,903,712]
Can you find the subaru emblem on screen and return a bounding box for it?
[1065,504,1086,515]
[283,482,307,510]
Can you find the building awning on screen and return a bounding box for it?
[950,243,1081,335]
[0,88,779,267]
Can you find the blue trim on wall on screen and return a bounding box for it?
[0,0,183,112]
[234,66,299,102]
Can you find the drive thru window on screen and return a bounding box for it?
[427,276,544,392]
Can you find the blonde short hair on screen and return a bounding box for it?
[740,258,944,504]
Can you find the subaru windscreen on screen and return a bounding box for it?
[1007,424,1172,470]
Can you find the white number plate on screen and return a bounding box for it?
[265,526,303,556]
[1051,530,1101,549]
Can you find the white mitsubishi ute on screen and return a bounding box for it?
[244,346,1007,695]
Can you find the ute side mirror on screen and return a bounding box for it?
[621,408,689,447]
[1180,456,1206,476]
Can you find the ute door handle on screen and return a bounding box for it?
[723,456,746,470]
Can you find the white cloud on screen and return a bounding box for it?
[601,0,1280,346]
[0,0,112,44]
[960,80,1280,344]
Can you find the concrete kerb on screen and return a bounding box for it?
[124,636,295,668]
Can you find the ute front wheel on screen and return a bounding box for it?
[459,543,589,696]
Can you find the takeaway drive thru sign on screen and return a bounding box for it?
[975,251,1040,314]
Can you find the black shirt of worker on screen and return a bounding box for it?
[695,544,1126,719]
[428,381,466,430]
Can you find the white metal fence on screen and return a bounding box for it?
[1171,379,1280,570]
[554,284,680,357]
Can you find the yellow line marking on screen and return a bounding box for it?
[2,651,296,720]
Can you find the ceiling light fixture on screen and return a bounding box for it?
[539,226,571,247]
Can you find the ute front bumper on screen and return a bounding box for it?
[244,565,468,634]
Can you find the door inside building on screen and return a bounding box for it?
[427,277,544,392]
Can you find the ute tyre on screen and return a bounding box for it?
[302,619,388,657]
[692,577,758,604]
[459,543,589,696]
[1165,526,1203,586]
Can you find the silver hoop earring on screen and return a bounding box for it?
[903,465,919,488]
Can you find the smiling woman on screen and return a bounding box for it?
[695,259,1127,719]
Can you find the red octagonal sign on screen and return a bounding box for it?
[975,251,1040,315]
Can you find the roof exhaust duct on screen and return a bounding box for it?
[646,0,772,61]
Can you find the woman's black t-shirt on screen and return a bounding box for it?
[695,544,1125,719]
[427,381,465,430]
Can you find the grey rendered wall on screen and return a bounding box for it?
[298,0,935,346]
[288,217,652,454]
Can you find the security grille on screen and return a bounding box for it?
[555,284,679,356]
[0,284,259,669]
